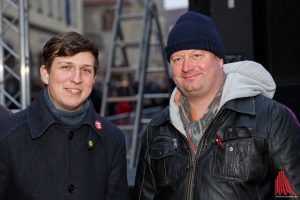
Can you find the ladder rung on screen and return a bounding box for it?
[147,67,166,73]
[120,13,144,20]
[144,93,169,99]
[111,66,137,73]
[149,41,160,46]
[115,41,139,48]
[141,118,151,124]
[110,66,165,74]
[107,95,138,102]
[118,125,135,131]
[115,41,160,48]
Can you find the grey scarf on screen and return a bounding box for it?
[43,88,90,127]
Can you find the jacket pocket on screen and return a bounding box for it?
[211,126,253,182]
[149,136,179,188]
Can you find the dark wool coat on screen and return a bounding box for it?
[0,92,129,200]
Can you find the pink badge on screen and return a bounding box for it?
[95,120,102,130]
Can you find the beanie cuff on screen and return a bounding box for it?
[165,37,225,62]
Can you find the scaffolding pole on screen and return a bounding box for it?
[0,0,30,110]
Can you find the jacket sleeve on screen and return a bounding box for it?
[0,145,8,199]
[105,133,129,200]
[134,126,157,200]
[269,104,300,196]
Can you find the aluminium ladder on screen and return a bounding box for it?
[100,0,172,168]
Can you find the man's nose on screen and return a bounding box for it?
[71,69,82,83]
[182,57,193,72]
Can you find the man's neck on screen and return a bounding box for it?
[186,74,225,120]
[186,95,214,120]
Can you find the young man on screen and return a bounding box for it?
[135,11,300,199]
[0,32,129,199]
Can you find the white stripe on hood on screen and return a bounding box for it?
[169,60,276,136]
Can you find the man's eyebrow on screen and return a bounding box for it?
[81,64,94,67]
[191,49,202,53]
[56,61,73,65]
[56,62,93,67]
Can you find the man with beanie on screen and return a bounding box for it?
[134,11,300,199]
[0,32,129,199]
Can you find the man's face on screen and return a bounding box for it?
[170,49,223,98]
[40,52,96,112]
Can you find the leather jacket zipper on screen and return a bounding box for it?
[173,138,178,149]
[187,154,196,200]
[169,126,194,200]
[187,110,226,200]
[172,131,195,200]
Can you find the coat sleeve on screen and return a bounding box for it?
[134,126,157,200]
[105,133,129,200]
[0,145,8,199]
[269,104,300,196]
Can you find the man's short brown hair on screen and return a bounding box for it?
[42,31,99,74]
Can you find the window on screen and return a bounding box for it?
[102,9,114,31]
[35,0,43,13]
[46,0,53,17]
[65,0,71,25]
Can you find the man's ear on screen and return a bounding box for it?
[40,65,49,85]
[218,58,224,69]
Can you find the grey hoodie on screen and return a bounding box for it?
[169,60,276,137]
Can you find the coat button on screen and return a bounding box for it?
[67,184,74,193]
[68,131,74,140]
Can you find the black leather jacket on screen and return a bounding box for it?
[135,95,300,200]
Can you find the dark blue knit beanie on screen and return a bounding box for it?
[165,11,225,62]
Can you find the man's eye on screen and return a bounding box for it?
[172,57,182,64]
[61,65,71,69]
[193,54,202,58]
[83,68,93,73]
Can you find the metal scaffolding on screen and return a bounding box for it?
[0,0,30,110]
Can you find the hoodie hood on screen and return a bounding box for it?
[219,60,276,109]
[169,60,276,135]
